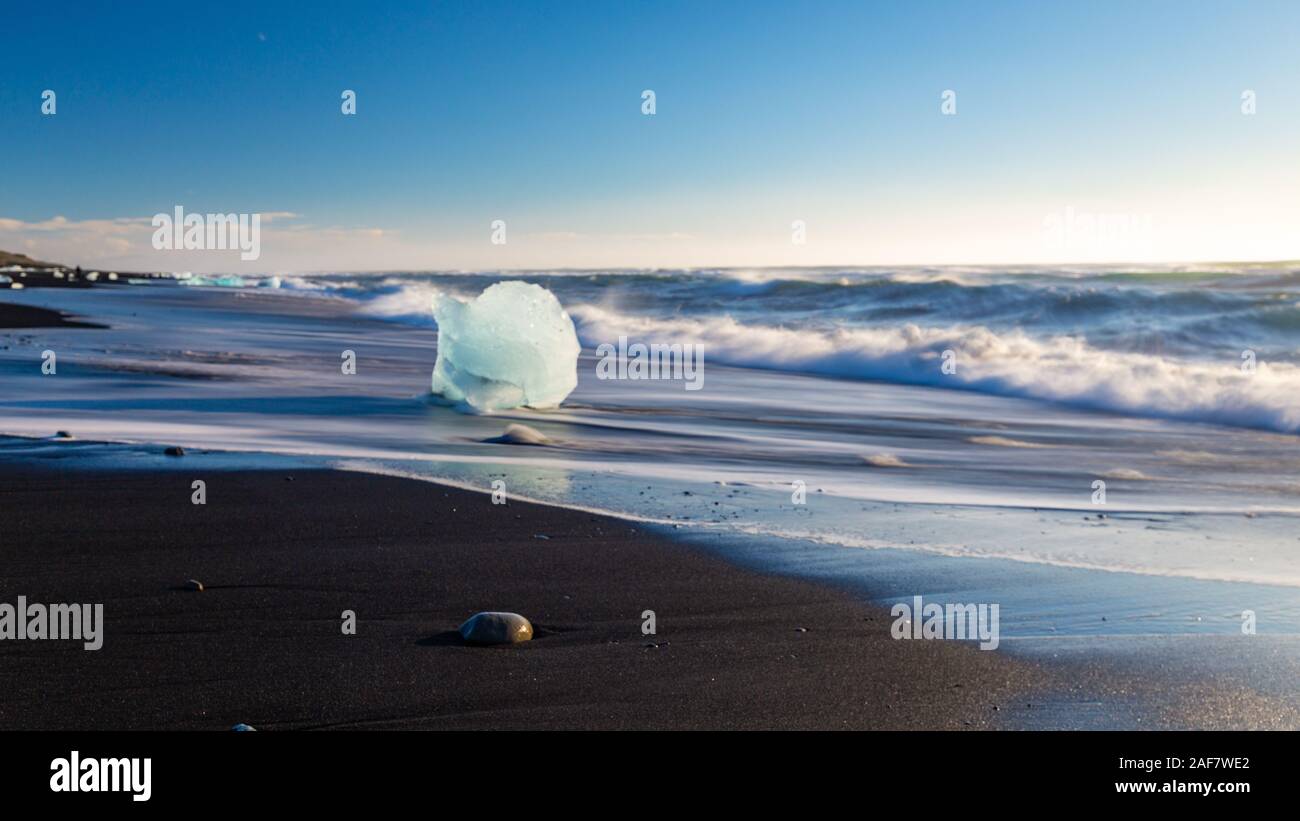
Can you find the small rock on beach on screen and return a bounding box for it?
[483,423,552,446]
[458,611,534,645]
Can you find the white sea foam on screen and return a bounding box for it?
[357,283,443,323]
[569,305,1300,433]
[967,435,1050,448]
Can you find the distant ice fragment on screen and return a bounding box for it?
[483,423,553,446]
[861,453,910,468]
[430,281,580,411]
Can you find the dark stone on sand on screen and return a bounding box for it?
[184,579,204,592]
[164,446,185,456]
[458,611,533,645]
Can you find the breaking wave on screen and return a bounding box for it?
[569,305,1300,433]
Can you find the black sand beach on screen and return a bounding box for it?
[0,464,1050,730]
[4,283,1298,732]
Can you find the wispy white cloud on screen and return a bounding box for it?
[0,212,399,273]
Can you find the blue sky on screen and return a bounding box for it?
[2,0,1298,272]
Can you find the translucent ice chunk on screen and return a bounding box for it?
[430,281,580,411]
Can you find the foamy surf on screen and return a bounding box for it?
[264,264,1300,434]
[569,305,1300,434]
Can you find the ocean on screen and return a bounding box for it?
[3,265,1299,648]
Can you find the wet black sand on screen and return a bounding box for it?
[0,465,1050,730]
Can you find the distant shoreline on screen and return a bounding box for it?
[0,302,105,329]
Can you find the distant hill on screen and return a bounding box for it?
[0,249,61,269]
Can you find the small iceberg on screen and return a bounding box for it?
[176,275,247,288]
[430,281,580,411]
